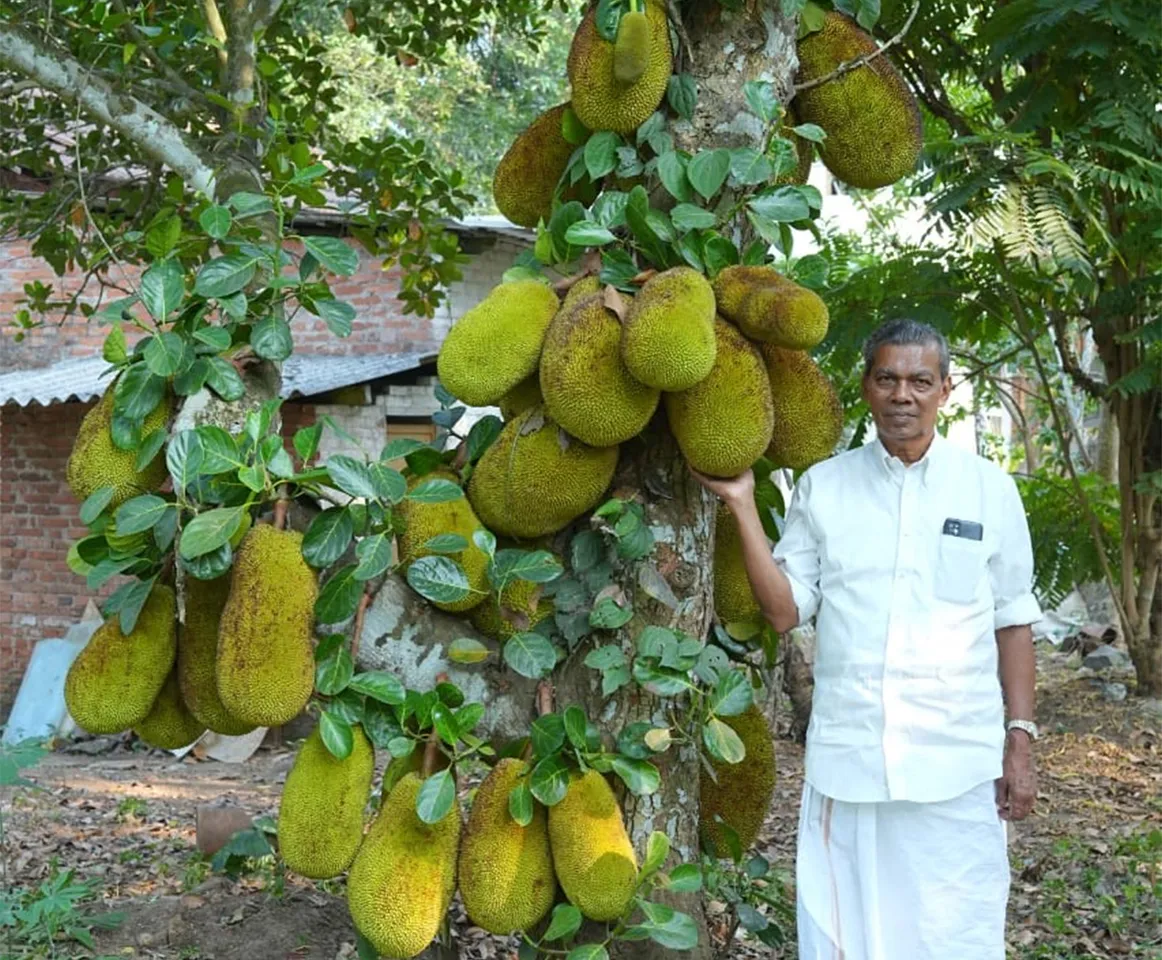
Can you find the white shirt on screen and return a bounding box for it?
[773,433,1042,804]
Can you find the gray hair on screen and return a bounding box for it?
[862,319,950,380]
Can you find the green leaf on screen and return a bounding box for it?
[114,495,169,535]
[316,565,362,623]
[544,903,583,941]
[530,754,570,806]
[228,191,272,216]
[687,149,732,200]
[354,533,392,580]
[114,576,156,634]
[703,717,746,764]
[431,702,460,746]
[179,506,245,559]
[251,315,293,361]
[563,705,588,751]
[638,909,699,949]
[199,204,232,239]
[611,755,661,795]
[666,863,703,892]
[416,768,456,823]
[744,80,780,123]
[114,364,167,421]
[103,325,128,364]
[205,357,245,401]
[304,236,359,276]
[219,291,247,321]
[407,556,470,605]
[503,632,558,679]
[642,830,670,875]
[508,780,534,827]
[80,486,116,525]
[669,204,717,233]
[583,645,626,670]
[315,647,355,696]
[749,187,811,223]
[182,543,232,581]
[702,235,740,276]
[791,121,827,143]
[530,713,566,758]
[594,0,630,40]
[491,549,564,586]
[584,130,620,180]
[422,533,469,554]
[348,671,406,705]
[565,221,616,246]
[589,596,633,630]
[566,945,609,960]
[315,298,356,337]
[145,213,181,258]
[731,147,775,186]
[710,669,754,717]
[561,105,590,144]
[667,73,697,121]
[406,478,463,503]
[133,427,166,472]
[140,260,185,321]
[448,637,491,664]
[294,423,323,463]
[319,711,354,759]
[600,248,640,288]
[325,456,377,500]
[194,254,258,298]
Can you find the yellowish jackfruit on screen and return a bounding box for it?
[437,281,561,407]
[713,504,762,632]
[664,318,774,478]
[763,347,842,470]
[712,266,829,350]
[65,584,176,734]
[348,773,460,959]
[621,267,716,390]
[613,9,651,85]
[279,724,375,879]
[541,293,660,447]
[794,12,922,189]
[499,375,544,421]
[562,275,601,310]
[216,525,316,727]
[568,0,672,134]
[134,668,206,750]
[470,579,554,642]
[494,104,578,229]
[459,758,556,934]
[66,384,170,508]
[548,770,639,922]
[699,706,776,855]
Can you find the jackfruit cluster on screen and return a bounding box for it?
[493,104,580,229]
[794,11,923,189]
[712,266,829,350]
[713,504,762,634]
[764,347,843,471]
[700,706,776,855]
[134,669,206,750]
[621,267,717,391]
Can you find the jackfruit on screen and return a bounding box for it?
[348,773,460,959]
[499,375,544,421]
[664,318,774,478]
[562,275,601,310]
[621,267,716,390]
[713,504,762,632]
[613,9,651,85]
[279,724,375,879]
[699,705,776,855]
[134,669,205,749]
[66,383,170,509]
[793,11,922,189]
[64,584,176,734]
[568,0,672,134]
[437,280,561,407]
[379,749,451,807]
[711,266,828,349]
[399,471,488,613]
[468,408,619,538]
[548,770,639,922]
[459,758,556,934]
[763,347,842,470]
[216,525,316,727]
[494,104,578,229]
[540,293,659,447]
[178,573,256,736]
[470,578,555,642]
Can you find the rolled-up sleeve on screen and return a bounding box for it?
[990,474,1042,630]
[771,473,821,625]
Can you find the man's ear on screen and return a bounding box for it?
[938,376,952,406]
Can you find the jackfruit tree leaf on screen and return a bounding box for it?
[416,768,456,824]
[530,713,565,758]
[589,596,633,630]
[303,236,359,276]
[594,0,630,39]
[294,424,323,464]
[570,530,604,572]
[0,737,48,788]
[565,221,616,247]
[544,903,583,942]
[313,298,356,338]
[503,632,557,679]
[565,946,608,960]
[432,406,464,430]
[667,73,697,122]
[205,357,245,401]
[563,706,588,751]
[355,933,379,960]
[749,187,811,223]
[362,701,403,748]
[600,248,639,289]
[219,291,248,321]
[448,637,490,664]
[529,754,570,806]
[319,710,354,760]
[633,907,700,949]
[115,575,155,634]
[87,557,140,592]
[584,130,620,180]
[173,358,209,397]
[135,427,168,473]
[454,703,484,736]
[687,149,732,201]
[665,863,703,893]
[507,780,535,827]
[743,80,780,124]
[315,633,345,663]
[114,495,169,535]
[315,647,354,696]
[710,669,754,717]
[730,148,775,187]
[103,324,128,364]
[236,464,265,492]
[472,529,496,558]
[354,533,391,580]
[492,549,564,586]
[583,645,626,671]
[115,363,167,421]
[250,315,293,361]
[703,717,746,765]
[642,830,670,875]
[194,426,241,475]
[144,331,186,378]
[431,703,459,746]
[387,736,415,759]
[167,430,203,494]
[198,204,231,240]
[406,478,463,504]
[80,486,116,525]
[180,506,244,559]
[791,253,830,289]
[701,235,740,277]
[677,233,705,272]
[182,542,232,580]
[406,556,470,605]
[316,564,362,623]
[736,903,770,933]
[140,259,185,321]
[669,204,717,233]
[464,415,503,463]
[611,755,661,795]
[326,455,377,501]
[194,254,258,298]
[421,533,469,554]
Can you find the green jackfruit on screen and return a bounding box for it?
[548,770,638,922]
[134,669,206,750]
[494,104,577,229]
[794,12,922,189]
[764,347,842,470]
[499,375,544,421]
[348,773,460,959]
[66,384,170,509]
[178,573,255,737]
[665,318,774,478]
[562,275,601,311]
[65,584,176,734]
[468,408,618,539]
[459,758,556,934]
[437,280,561,407]
[470,579,554,642]
[713,504,762,632]
[613,9,651,85]
[279,724,375,879]
[216,525,316,727]
[700,705,776,855]
[541,293,659,447]
[621,267,716,390]
[712,266,829,350]
[568,0,672,134]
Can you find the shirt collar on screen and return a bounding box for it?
[874,430,945,488]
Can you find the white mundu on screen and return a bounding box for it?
[775,433,1041,960]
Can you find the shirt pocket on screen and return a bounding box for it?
[934,535,986,604]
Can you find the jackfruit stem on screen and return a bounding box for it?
[536,679,554,718]
[423,671,451,777]
[792,0,920,94]
[350,589,372,662]
[272,491,289,531]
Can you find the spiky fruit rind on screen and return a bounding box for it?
[621,267,717,390]
[347,773,460,959]
[711,266,828,350]
[699,706,776,854]
[437,281,561,407]
[459,758,556,934]
[562,275,601,311]
[568,0,672,134]
[613,10,651,85]
[470,577,555,641]
[494,104,576,229]
[279,724,375,879]
[65,584,177,734]
[713,504,762,629]
[541,293,660,447]
[764,346,843,470]
[134,669,205,749]
[794,11,922,189]
[468,409,618,539]
[499,375,544,421]
[665,318,774,478]
[216,526,316,727]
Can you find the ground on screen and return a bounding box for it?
[2,645,1159,960]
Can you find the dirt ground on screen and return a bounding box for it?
[2,644,1159,960]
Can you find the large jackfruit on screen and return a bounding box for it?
[468,408,618,539]
[65,584,176,734]
[470,578,555,642]
[66,384,170,508]
[548,770,639,922]
[499,375,544,422]
[713,504,762,632]
[621,267,716,390]
[764,347,842,471]
[794,12,922,189]
[347,773,460,959]
[568,0,672,134]
[459,758,556,934]
[279,724,375,879]
[178,573,255,736]
[437,281,561,407]
[216,525,316,727]
[562,275,601,310]
[712,266,829,350]
[540,293,659,447]
[494,104,578,229]
[700,706,776,855]
[134,669,206,749]
[613,9,651,85]
[665,318,774,478]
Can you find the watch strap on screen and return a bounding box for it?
[1006,719,1039,741]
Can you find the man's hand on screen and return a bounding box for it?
[995,730,1037,821]
[690,466,754,509]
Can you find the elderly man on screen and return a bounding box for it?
[696,319,1040,959]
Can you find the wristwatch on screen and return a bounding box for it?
[1005,719,1039,741]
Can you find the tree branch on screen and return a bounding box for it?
[1049,310,1107,400]
[108,0,211,109]
[202,0,229,69]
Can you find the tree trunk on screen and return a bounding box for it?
[1095,399,1118,484]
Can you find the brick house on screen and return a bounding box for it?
[0,215,532,718]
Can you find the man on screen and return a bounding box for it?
[695,319,1040,960]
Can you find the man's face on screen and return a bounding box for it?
[861,342,951,445]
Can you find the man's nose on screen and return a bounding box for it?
[890,381,913,403]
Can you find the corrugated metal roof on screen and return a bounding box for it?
[0,352,435,408]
